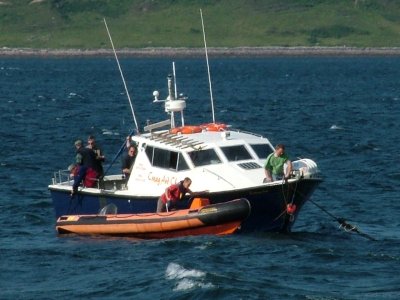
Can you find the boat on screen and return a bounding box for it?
[56,198,251,239]
[49,19,322,233]
[49,67,321,232]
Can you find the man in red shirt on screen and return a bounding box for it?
[68,163,97,196]
[156,177,194,212]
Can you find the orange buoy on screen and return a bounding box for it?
[286,203,297,215]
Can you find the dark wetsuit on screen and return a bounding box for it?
[91,146,105,177]
[72,147,98,193]
[121,154,136,179]
[77,147,97,169]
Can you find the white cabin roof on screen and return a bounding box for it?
[132,128,274,152]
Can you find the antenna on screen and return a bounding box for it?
[152,63,187,128]
[172,62,185,126]
[103,18,140,134]
[172,62,178,99]
[200,9,216,123]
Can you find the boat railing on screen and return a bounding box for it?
[51,169,101,188]
[143,119,171,133]
[149,131,205,150]
[228,128,265,139]
[51,169,128,191]
[51,169,73,186]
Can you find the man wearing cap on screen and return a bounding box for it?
[75,139,97,168]
[71,139,98,195]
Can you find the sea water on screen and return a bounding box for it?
[0,56,399,299]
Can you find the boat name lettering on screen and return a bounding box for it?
[148,172,177,186]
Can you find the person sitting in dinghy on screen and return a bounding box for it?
[156,177,197,213]
[264,144,292,183]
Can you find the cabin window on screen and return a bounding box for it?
[220,145,252,161]
[145,146,154,164]
[145,146,189,171]
[189,149,222,167]
[177,154,190,171]
[249,144,271,159]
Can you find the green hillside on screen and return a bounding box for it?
[1,0,400,49]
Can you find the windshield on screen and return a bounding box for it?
[145,146,190,171]
[250,144,272,159]
[188,149,222,167]
[220,145,252,161]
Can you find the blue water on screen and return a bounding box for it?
[1,56,399,299]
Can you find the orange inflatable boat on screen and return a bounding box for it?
[56,198,251,239]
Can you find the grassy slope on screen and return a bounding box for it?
[1,0,400,49]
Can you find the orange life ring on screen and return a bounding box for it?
[201,123,228,132]
[169,127,181,134]
[170,126,203,134]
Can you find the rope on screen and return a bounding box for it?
[273,179,298,223]
[307,197,376,241]
[275,182,376,241]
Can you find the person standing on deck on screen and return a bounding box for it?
[68,163,97,188]
[86,135,105,178]
[71,139,98,196]
[122,145,137,179]
[264,144,292,183]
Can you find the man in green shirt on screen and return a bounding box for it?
[264,144,292,182]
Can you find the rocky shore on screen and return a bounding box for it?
[2,46,400,57]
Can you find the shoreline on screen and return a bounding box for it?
[2,46,400,57]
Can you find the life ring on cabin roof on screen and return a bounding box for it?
[170,126,203,134]
[201,123,228,132]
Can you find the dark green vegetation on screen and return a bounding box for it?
[1,0,400,49]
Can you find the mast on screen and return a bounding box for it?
[200,9,216,124]
[103,18,140,134]
[152,63,186,129]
